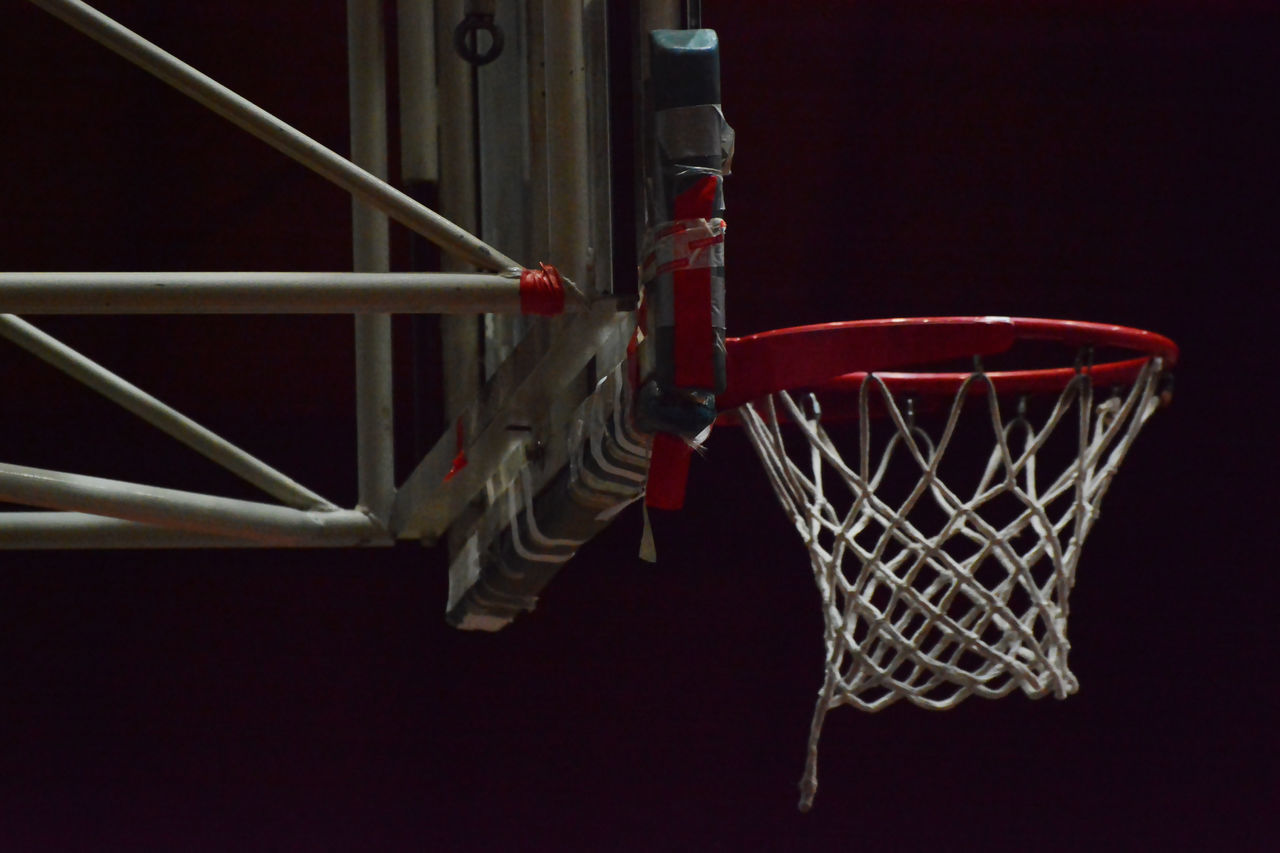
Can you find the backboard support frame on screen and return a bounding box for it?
[2,0,644,569]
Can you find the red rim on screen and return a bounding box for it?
[717,316,1178,411]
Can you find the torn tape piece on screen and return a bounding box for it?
[640,217,726,282]
[519,262,566,316]
[639,502,657,563]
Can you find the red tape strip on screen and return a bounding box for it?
[671,177,719,389]
[645,431,694,510]
[444,417,468,482]
[520,263,566,316]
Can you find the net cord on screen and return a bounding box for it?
[738,358,1166,810]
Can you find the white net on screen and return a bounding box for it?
[737,359,1167,810]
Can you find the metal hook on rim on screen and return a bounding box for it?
[1073,345,1096,376]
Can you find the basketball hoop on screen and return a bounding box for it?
[717,316,1177,810]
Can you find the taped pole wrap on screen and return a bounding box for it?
[519,263,567,316]
[637,28,733,514]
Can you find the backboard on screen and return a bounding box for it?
[405,0,720,629]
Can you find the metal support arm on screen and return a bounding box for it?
[0,513,374,549]
[0,314,334,510]
[0,462,386,546]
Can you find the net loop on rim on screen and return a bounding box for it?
[726,319,1173,811]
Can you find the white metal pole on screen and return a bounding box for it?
[0,513,382,549]
[0,272,581,314]
[348,0,396,523]
[526,0,550,264]
[0,462,384,546]
[436,0,484,425]
[27,0,520,273]
[544,0,591,292]
[398,0,439,187]
[398,0,442,462]
[0,314,335,510]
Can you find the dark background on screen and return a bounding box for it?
[1,1,1276,848]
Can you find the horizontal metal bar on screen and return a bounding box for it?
[391,302,634,541]
[0,272,586,314]
[0,314,335,510]
[27,0,521,273]
[0,512,385,549]
[0,461,386,546]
